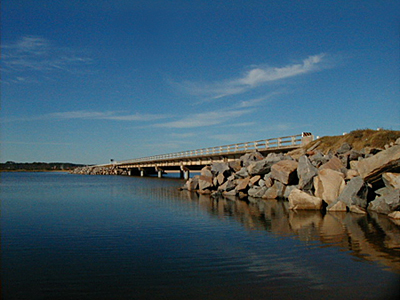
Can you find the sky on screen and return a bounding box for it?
[1,0,399,164]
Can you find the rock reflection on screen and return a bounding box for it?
[182,192,400,274]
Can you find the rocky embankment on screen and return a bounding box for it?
[70,165,128,175]
[180,138,400,219]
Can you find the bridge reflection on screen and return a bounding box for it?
[138,184,400,274]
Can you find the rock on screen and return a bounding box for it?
[349,205,367,214]
[327,200,347,212]
[270,160,298,185]
[200,166,213,177]
[284,185,298,199]
[368,189,400,214]
[247,153,282,176]
[309,151,329,167]
[198,175,213,191]
[228,160,242,172]
[319,156,345,172]
[216,173,226,186]
[382,172,400,189]
[223,189,237,197]
[288,188,323,210]
[218,179,236,192]
[262,181,285,199]
[336,176,369,208]
[346,169,359,180]
[337,142,352,154]
[388,211,400,219]
[235,177,251,192]
[248,186,268,198]
[314,169,345,205]
[240,151,264,167]
[357,145,400,183]
[236,167,249,178]
[263,173,273,188]
[211,162,230,176]
[187,176,199,191]
[297,155,318,190]
[249,175,261,186]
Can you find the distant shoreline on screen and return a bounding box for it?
[0,169,70,173]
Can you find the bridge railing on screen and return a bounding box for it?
[116,134,306,165]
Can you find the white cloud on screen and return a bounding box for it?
[1,36,92,81]
[1,110,169,123]
[176,54,327,99]
[154,108,253,128]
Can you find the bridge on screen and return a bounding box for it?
[103,132,314,179]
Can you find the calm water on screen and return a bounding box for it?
[1,172,400,300]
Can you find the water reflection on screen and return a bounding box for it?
[174,190,400,274]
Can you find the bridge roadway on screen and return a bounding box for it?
[102,132,314,179]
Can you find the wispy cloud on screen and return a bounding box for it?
[175,54,327,99]
[1,36,92,83]
[1,110,169,123]
[153,108,253,128]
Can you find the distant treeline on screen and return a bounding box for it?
[0,161,86,171]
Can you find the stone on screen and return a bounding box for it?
[236,167,249,178]
[297,155,318,190]
[336,176,369,208]
[262,181,285,199]
[223,189,237,197]
[270,160,298,185]
[368,189,400,214]
[357,145,400,183]
[247,153,282,176]
[211,162,230,176]
[218,179,236,192]
[198,175,213,191]
[346,169,359,180]
[228,160,242,172]
[337,142,352,154]
[349,205,367,214]
[235,177,251,192]
[314,169,345,205]
[248,186,268,198]
[240,151,264,167]
[263,173,273,188]
[388,211,400,219]
[200,166,213,177]
[288,188,323,210]
[284,185,298,199]
[382,172,400,189]
[216,173,226,186]
[327,200,347,212]
[249,175,261,186]
[319,156,345,171]
[187,176,199,191]
[309,151,329,167]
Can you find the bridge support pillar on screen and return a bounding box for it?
[180,166,190,180]
[157,169,163,178]
[139,169,145,177]
[127,169,132,176]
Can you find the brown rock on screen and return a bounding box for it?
[270,160,298,185]
[382,172,400,189]
[235,177,251,192]
[288,189,323,210]
[357,145,400,183]
[319,156,345,171]
[198,175,213,190]
[327,200,347,212]
[314,169,345,205]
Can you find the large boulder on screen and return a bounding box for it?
[200,166,213,177]
[288,188,323,210]
[198,175,213,191]
[248,186,268,198]
[335,176,369,208]
[211,162,230,176]
[235,177,251,192]
[297,155,318,190]
[357,145,400,183]
[314,169,345,205]
[240,151,264,167]
[319,156,345,172]
[262,181,285,199]
[382,172,400,189]
[247,153,282,176]
[270,160,298,185]
[368,189,400,215]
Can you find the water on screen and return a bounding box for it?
[1,172,399,299]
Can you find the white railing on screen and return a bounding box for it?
[116,134,305,166]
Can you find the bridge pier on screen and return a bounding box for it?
[180,166,190,180]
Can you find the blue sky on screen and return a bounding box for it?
[1,0,399,164]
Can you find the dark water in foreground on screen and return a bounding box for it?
[1,172,400,300]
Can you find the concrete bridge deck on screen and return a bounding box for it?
[102,132,313,179]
